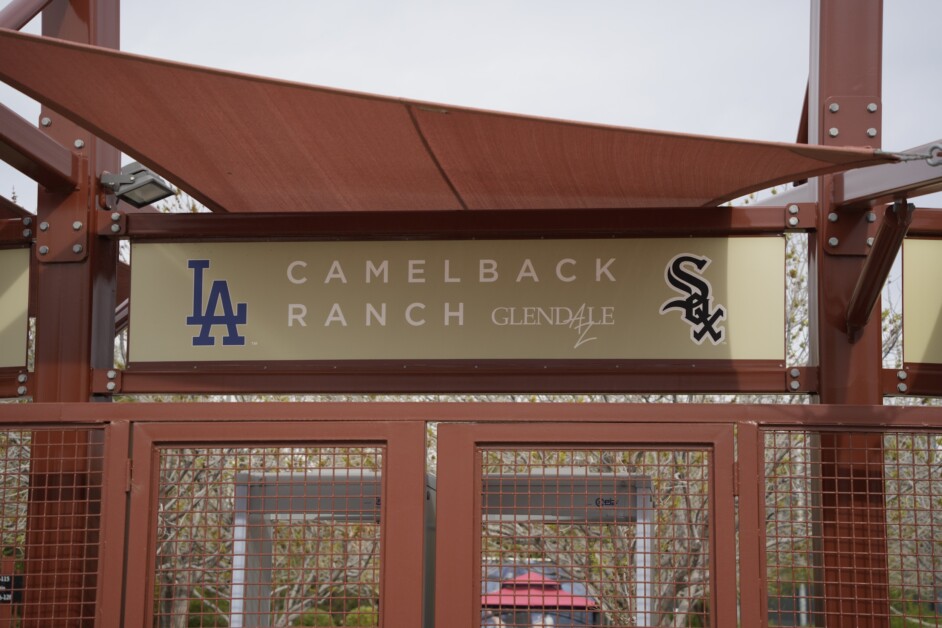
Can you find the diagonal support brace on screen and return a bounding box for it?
[846,201,915,338]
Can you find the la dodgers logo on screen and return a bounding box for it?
[659,254,726,345]
[186,259,247,346]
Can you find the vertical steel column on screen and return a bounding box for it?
[809,1,888,625]
[25,0,119,624]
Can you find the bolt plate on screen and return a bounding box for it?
[35,158,89,263]
[823,205,880,256]
[822,96,881,148]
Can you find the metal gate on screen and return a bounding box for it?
[122,421,427,627]
[435,423,736,627]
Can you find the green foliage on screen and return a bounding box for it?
[187,595,229,627]
[293,609,337,626]
[343,605,379,626]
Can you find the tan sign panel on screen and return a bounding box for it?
[0,249,29,369]
[903,239,942,364]
[129,238,784,363]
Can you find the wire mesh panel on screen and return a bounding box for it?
[763,429,942,627]
[153,445,384,628]
[0,428,104,626]
[884,431,942,625]
[479,447,712,628]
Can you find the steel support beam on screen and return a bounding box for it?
[103,206,806,240]
[92,362,815,396]
[846,201,914,336]
[0,101,78,192]
[809,1,888,625]
[0,0,52,29]
[835,140,942,208]
[23,1,120,625]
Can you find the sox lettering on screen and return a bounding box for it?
[186,259,247,346]
[660,254,726,345]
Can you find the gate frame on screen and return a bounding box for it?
[121,420,427,628]
[436,421,737,627]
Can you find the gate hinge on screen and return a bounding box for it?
[125,459,133,493]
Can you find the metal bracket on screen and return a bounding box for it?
[783,203,817,230]
[96,208,127,236]
[785,366,817,394]
[92,368,122,394]
[34,156,89,263]
[821,96,882,148]
[822,205,880,256]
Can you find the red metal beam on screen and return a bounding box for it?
[0,101,77,192]
[0,0,52,29]
[106,206,806,240]
[0,217,31,244]
[846,201,914,336]
[0,194,32,218]
[809,1,889,625]
[885,365,942,398]
[94,361,813,395]
[907,207,942,236]
[835,140,942,209]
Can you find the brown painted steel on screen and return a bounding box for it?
[885,365,942,397]
[436,422,737,627]
[835,140,942,209]
[0,101,77,193]
[0,218,31,244]
[907,207,942,236]
[0,368,29,398]
[0,193,33,219]
[122,421,426,628]
[810,1,889,625]
[0,31,895,215]
[0,0,52,29]
[105,360,803,395]
[846,202,914,336]
[23,1,120,626]
[109,206,808,241]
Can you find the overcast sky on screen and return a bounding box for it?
[1,0,940,209]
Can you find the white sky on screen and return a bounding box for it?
[1,0,940,209]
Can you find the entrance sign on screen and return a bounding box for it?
[903,239,942,364]
[129,238,784,363]
[0,249,29,369]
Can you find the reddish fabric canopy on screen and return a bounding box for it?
[0,28,894,213]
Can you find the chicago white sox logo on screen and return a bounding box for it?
[660,254,726,345]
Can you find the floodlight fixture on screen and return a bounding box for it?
[100,162,173,208]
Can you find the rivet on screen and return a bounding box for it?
[17,374,27,383]
[898,383,908,393]
[72,244,83,254]
[107,370,117,379]
[38,246,49,255]
[867,103,878,113]
[867,128,878,138]
[897,370,908,380]
[788,205,800,215]
[866,212,877,223]
[22,217,31,226]
[106,382,117,392]
[129,175,135,182]
[790,368,801,378]
[828,128,839,138]
[111,212,121,222]
[789,380,801,391]
[72,221,83,231]
[22,229,31,238]
[828,237,839,247]
[40,116,52,127]
[827,212,839,222]
[866,237,874,247]
[110,224,121,233]
[16,386,27,396]
[788,216,799,227]
[73,139,85,149]
[39,222,49,231]
[828,103,840,113]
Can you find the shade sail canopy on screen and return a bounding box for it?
[0,28,895,213]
